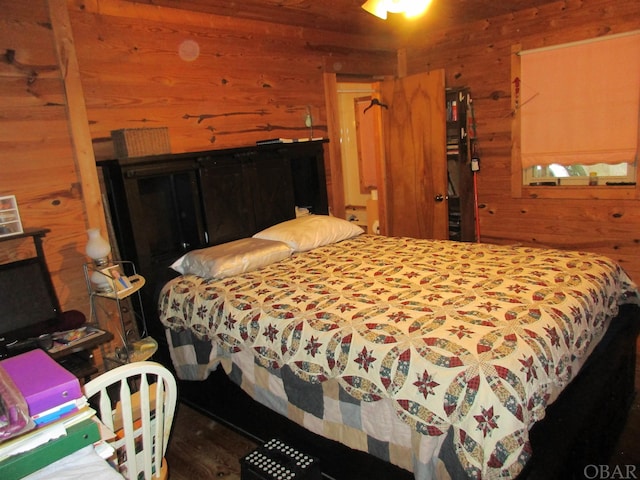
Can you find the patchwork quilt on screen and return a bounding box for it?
[158,235,638,479]
[166,327,449,477]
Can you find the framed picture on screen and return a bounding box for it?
[100,264,134,295]
[0,195,24,237]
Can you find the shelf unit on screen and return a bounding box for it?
[83,260,156,368]
[446,88,476,242]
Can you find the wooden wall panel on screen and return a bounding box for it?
[0,0,103,376]
[67,0,396,157]
[405,0,640,281]
[0,1,91,318]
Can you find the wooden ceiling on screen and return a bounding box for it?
[137,0,559,37]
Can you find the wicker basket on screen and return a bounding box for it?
[111,127,171,158]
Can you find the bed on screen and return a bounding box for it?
[157,215,639,480]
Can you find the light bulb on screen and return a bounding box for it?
[403,0,432,18]
[361,0,432,20]
[385,0,406,14]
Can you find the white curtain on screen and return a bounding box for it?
[520,31,640,169]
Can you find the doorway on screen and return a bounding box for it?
[336,81,383,234]
[324,70,447,240]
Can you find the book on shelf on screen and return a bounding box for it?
[256,137,325,145]
[93,272,145,300]
[256,138,294,144]
[48,325,106,353]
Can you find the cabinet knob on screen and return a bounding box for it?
[434,194,447,202]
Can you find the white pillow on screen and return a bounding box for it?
[253,215,364,252]
[170,237,292,279]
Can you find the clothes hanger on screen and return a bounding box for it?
[363,98,388,114]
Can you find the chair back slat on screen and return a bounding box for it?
[83,361,177,480]
[119,378,137,477]
[98,387,115,431]
[139,372,152,479]
[152,378,165,476]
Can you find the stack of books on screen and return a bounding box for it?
[0,349,102,478]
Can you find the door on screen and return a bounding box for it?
[379,70,447,239]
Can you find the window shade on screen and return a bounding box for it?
[520,31,640,169]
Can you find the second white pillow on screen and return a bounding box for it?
[253,215,364,252]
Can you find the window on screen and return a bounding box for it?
[513,31,640,189]
[524,162,636,186]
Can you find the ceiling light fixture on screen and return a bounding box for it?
[361,0,432,20]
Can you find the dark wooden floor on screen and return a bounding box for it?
[165,403,257,480]
[607,339,640,470]
[166,337,640,479]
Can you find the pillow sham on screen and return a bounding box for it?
[170,237,292,279]
[253,214,364,252]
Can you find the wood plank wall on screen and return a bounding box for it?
[0,1,90,313]
[66,0,396,156]
[404,0,640,281]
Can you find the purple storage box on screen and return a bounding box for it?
[0,349,81,416]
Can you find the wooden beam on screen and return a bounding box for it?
[323,72,346,219]
[48,0,106,233]
[397,48,407,78]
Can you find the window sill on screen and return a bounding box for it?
[522,185,638,200]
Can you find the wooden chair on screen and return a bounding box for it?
[83,361,177,480]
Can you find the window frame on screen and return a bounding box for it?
[510,41,640,201]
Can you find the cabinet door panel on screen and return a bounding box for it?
[250,151,296,232]
[199,155,256,244]
[289,144,329,216]
[124,169,204,266]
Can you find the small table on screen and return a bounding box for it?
[48,328,113,381]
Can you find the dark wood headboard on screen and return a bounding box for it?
[99,140,329,340]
